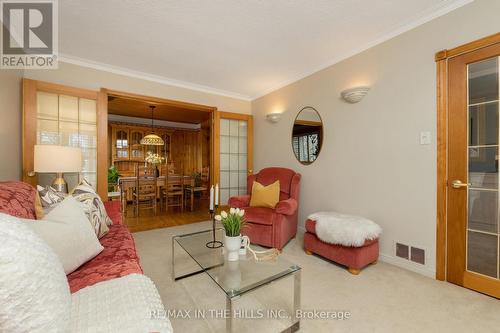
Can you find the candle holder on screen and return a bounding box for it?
[206,205,223,249]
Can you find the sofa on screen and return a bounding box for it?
[67,200,144,292]
[0,181,172,332]
[228,167,301,250]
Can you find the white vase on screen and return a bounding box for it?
[224,235,241,261]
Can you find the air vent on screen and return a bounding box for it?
[396,242,409,259]
[410,247,425,265]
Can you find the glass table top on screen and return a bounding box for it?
[174,228,300,297]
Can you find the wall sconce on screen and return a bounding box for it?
[341,86,370,103]
[266,112,282,123]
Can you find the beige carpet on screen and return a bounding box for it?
[133,221,499,333]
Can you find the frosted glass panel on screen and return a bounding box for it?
[219,118,249,203]
[220,136,230,153]
[229,137,238,153]
[229,154,238,170]
[37,92,58,120]
[229,120,239,136]
[239,121,247,137]
[230,188,239,198]
[36,92,98,191]
[239,172,247,188]
[79,124,97,148]
[220,153,229,170]
[220,189,230,205]
[81,148,97,172]
[59,121,79,147]
[239,137,247,153]
[59,95,78,122]
[37,119,59,145]
[220,171,230,188]
[238,155,247,171]
[79,99,97,124]
[220,119,230,135]
[230,171,239,189]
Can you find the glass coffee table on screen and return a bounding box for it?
[172,228,301,333]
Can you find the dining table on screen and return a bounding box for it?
[118,175,201,212]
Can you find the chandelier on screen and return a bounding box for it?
[140,105,164,146]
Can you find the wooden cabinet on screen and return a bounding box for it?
[114,129,129,160]
[129,130,144,160]
[110,123,208,177]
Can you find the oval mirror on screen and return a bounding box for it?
[292,107,323,165]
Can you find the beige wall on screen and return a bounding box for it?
[24,62,251,114]
[0,62,250,181]
[0,69,23,180]
[252,0,500,277]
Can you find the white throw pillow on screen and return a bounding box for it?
[0,213,71,333]
[22,196,104,274]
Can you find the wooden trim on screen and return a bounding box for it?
[22,79,37,186]
[247,115,254,175]
[212,111,220,185]
[217,111,252,121]
[435,33,500,288]
[97,89,108,200]
[435,32,500,61]
[35,80,98,99]
[463,271,500,298]
[104,89,217,113]
[435,57,448,281]
[22,79,104,196]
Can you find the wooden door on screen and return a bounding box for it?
[22,79,108,199]
[213,111,253,206]
[447,43,500,298]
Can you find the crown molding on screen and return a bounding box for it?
[58,0,472,102]
[58,54,252,101]
[251,0,474,100]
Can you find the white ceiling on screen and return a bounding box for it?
[59,0,472,100]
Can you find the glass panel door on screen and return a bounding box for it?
[219,117,250,205]
[36,92,98,189]
[467,57,500,279]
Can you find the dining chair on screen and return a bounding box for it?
[161,164,184,212]
[133,164,157,217]
[184,177,207,211]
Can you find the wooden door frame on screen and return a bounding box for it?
[213,111,254,187]
[435,32,500,281]
[102,88,218,191]
[22,79,108,199]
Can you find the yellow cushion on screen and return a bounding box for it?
[249,180,280,209]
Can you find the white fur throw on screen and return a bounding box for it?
[308,211,382,247]
[0,213,71,332]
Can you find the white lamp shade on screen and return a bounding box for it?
[34,145,82,173]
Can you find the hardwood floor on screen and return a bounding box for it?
[123,198,210,233]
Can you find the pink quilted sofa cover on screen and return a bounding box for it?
[0,181,143,293]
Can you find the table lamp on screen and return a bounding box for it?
[34,145,82,193]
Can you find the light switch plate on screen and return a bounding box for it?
[420,131,431,145]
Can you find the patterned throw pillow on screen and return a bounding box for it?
[71,179,111,238]
[37,185,67,213]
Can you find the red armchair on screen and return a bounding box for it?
[228,167,301,250]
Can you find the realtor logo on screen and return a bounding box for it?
[1,0,58,68]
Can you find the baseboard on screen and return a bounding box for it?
[379,253,436,279]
